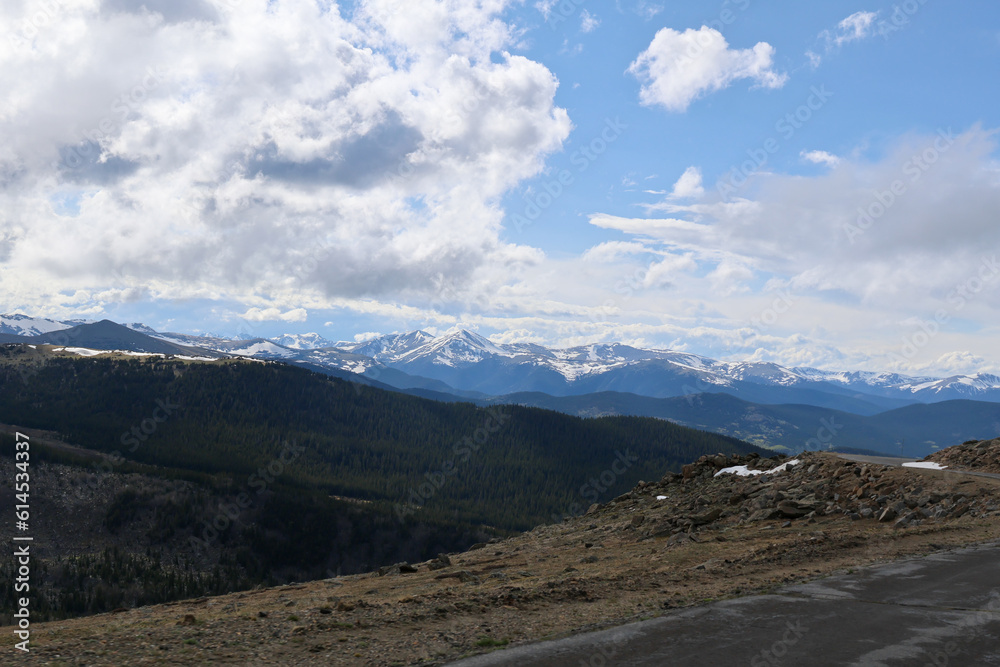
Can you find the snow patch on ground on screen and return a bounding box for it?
[715,459,801,477]
[902,461,948,470]
[54,347,104,356]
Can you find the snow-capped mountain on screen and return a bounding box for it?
[337,331,436,360]
[331,330,807,394]
[318,329,1000,409]
[213,339,300,359]
[5,316,1000,411]
[791,368,1000,401]
[0,313,73,337]
[268,333,337,350]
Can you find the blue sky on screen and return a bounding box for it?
[2,0,999,374]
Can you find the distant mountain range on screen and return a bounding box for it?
[4,313,999,455]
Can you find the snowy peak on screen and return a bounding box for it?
[214,339,299,359]
[125,323,161,335]
[724,362,807,386]
[268,333,337,350]
[400,330,507,366]
[0,313,72,337]
[341,331,436,360]
[903,373,1000,395]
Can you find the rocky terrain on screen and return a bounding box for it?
[5,444,1000,665]
[926,437,1000,473]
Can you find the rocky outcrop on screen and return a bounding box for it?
[925,438,1000,473]
[578,450,1000,543]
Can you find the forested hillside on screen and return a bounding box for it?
[0,347,765,622]
[0,348,763,531]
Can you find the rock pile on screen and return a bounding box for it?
[586,450,1000,539]
[925,438,1000,474]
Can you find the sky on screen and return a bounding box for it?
[1,0,999,375]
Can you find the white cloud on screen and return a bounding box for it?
[582,241,649,263]
[580,10,600,33]
[534,0,557,20]
[828,11,878,48]
[242,307,308,323]
[0,0,571,318]
[812,10,879,64]
[576,127,1000,372]
[670,166,705,198]
[801,150,841,167]
[924,351,998,376]
[628,27,787,112]
[634,1,664,21]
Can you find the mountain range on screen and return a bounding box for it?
[4,313,1000,455]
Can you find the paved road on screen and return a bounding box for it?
[838,454,1000,481]
[448,542,1000,666]
[837,454,919,467]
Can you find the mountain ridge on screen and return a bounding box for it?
[4,313,1000,416]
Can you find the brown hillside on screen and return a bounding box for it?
[5,449,1000,665]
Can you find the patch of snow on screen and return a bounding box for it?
[656,495,667,500]
[230,342,297,359]
[715,459,801,477]
[54,347,104,357]
[902,461,948,470]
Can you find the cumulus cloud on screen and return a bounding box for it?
[581,127,1000,372]
[628,27,787,112]
[925,351,998,376]
[670,166,705,198]
[0,0,571,318]
[580,10,599,33]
